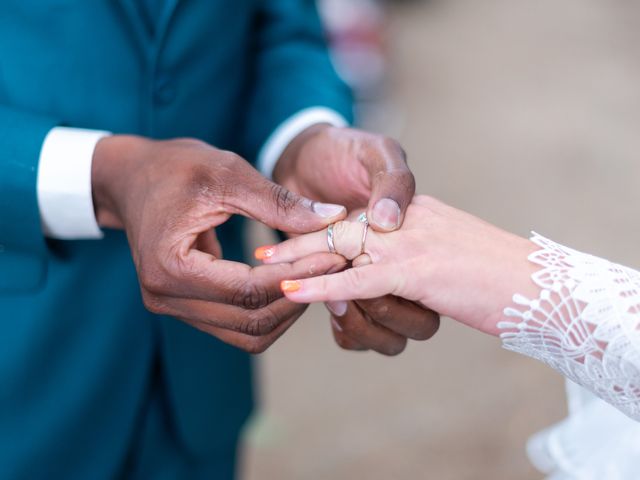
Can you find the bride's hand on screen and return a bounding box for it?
[260,195,540,336]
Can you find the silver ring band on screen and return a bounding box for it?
[327,223,337,253]
[358,213,369,256]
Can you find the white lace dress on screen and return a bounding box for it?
[498,234,640,479]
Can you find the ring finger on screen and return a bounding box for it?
[257,220,374,264]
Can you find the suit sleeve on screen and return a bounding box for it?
[0,104,58,291]
[241,0,354,162]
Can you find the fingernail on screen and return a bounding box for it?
[326,300,348,317]
[372,198,400,230]
[281,280,302,293]
[313,202,346,218]
[254,246,275,261]
[331,317,344,332]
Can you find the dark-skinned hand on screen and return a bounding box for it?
[91,135,348,353]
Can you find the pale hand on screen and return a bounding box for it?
[264,195,540,336]
[268,126,439,355]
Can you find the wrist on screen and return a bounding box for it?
[91,135,150,229]
[481,238,541,336]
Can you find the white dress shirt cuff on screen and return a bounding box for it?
[37,127,111,239]
[257,107,349,179]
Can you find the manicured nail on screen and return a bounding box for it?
[326,300,348,317]
[372,198,400,230]
[331,317,344,332]
[281,280,302,293]
[254,246,275,260]
[313,202,346,218]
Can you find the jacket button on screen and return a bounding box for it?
[154,75,177,105]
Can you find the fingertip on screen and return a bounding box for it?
[280,280,302,294]
[283,201,346,235]
[281,279,310,303]
[326,300,348,317]
[254,245,275,261]
[312,202,347,220]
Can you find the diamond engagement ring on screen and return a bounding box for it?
[358,212,369,256]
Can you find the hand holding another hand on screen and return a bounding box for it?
[91,135,348,353]
[272,126,439,355]
[264,195,540,336]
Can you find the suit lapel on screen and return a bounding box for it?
[115,1,151,52]
[155,0,180,48]
[115,0,180,52]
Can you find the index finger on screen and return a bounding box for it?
[280,264,400,304]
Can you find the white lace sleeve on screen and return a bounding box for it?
[498,233,640,420]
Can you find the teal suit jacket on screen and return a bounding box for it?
[0,1,352,477]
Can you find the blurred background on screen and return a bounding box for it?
[243,0,640,478]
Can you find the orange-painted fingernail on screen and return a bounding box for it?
[281,280,302,293]
[254,246,275,260]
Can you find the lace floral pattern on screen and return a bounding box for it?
[498,233,640,420]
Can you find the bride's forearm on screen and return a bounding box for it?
[272,195,640,420]
[496,233,640,420]
[471,236,541,336]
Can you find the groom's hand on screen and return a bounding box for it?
[275,125,415,230]
[91,135,348,353]
[274,125,439,355]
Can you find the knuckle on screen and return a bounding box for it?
[216,150,245,170]
[169,138,208,149]
[141,293,168,315]
[188,151,247,203]
[229,280,274,310]
[138,260,172,296]
[332,220,351,237]
[386,167,416,196]
[402,169,417,192]
[380,136,402,153]
[361,298,391,321]
[376,136,407,163]
[269,184,300,216]
[220,150,242,163]
[332,221,361,260]
[239,308,282,336]
[217,151,247,173]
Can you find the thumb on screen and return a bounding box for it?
[365,141,416,232]
[231,172,347,234]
